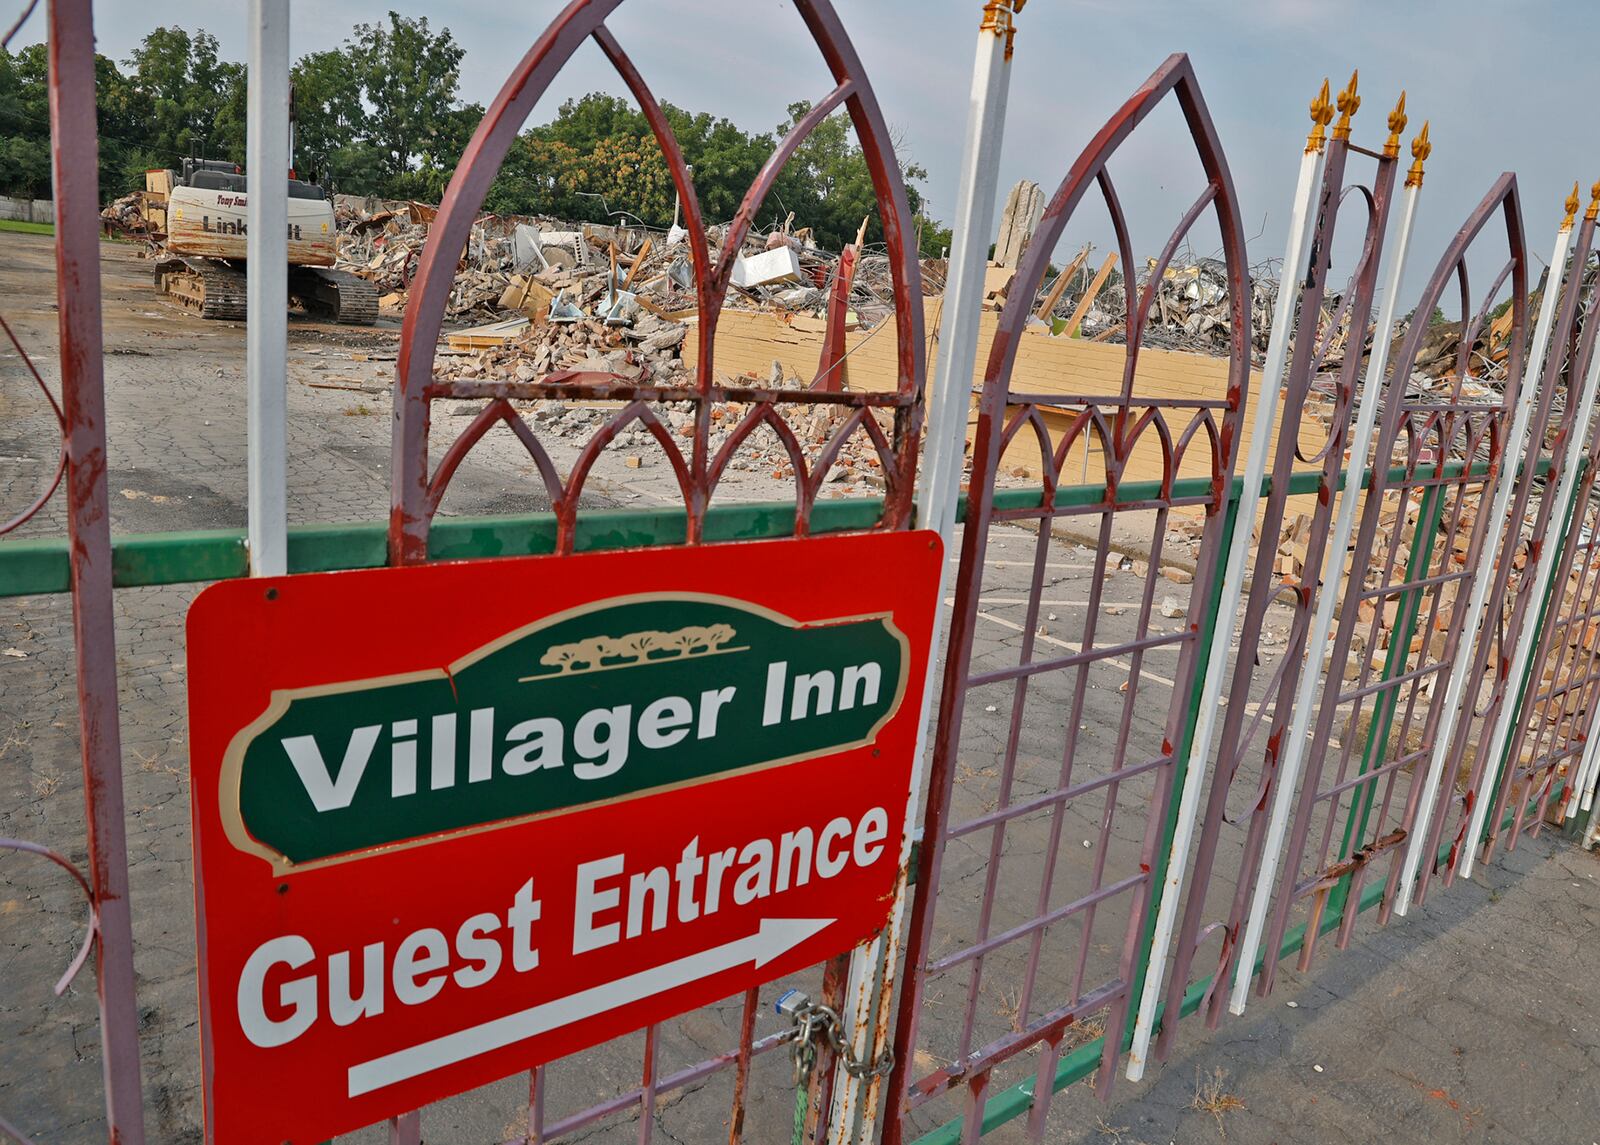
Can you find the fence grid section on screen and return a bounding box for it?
[4,2,1600,1143]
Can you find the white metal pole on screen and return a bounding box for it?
[1458,283,1600,878]
[826,6,1019,1139]
[1391,214,1572,907]
[1581,700,1600,832]
[1562,581,1600,821]
[1564,702,1600,820]
[1584,755,1600,844]
[247,0,290,576]
[1123,123,1328,1082]
[1224,175,1422,1014]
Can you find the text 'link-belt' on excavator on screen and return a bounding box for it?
[139,159,378,325]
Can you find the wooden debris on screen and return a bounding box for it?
[447,317,531,352]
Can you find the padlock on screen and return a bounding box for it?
[775,988,811,1021]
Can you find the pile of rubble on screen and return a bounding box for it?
[334,198,529,320]
[461,389,893,493]
[1033,250,1515,375]
[329,195,934,389]
[447,312,688,386]
[330,195,912,325]
[100,192,152,235]
[1076,257,1277,357]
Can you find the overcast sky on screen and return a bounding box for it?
[17,1,1595,305]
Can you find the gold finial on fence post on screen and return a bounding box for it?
[1404,121,1431,188]
[1585,180,1600,223]
[981,0,1025,59]
[1383,92,1407,159]
[1332,70,1360,141]
[1306,79,1334,154]
[1563,183,1583,229]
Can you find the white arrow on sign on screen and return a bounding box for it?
[347,916,834,1097]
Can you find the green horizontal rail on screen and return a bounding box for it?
[0,497,883,597]
[0,459,1505,599]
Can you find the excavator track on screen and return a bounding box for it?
[289,266,381,326]
[154,257,248,321]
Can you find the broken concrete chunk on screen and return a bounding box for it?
[774,286,824,309]
[639,325,687,354]
[731,247,802,288]
[549,292,584,323]
[994,179,1044,269]
[512,224,549,272]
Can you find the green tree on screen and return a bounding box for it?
[291,47,381,189]
[0,43,154,198]
[496,94,678,224]
[347,13,465,185]
[482,90,946,253]
[0,45,31,138]
[536,91,646,150]
[766,102,943,253]
[662,104,770,223]
[0,44,52,177]
[123,27,244,167]
[496,94,658,221]
[917,215,953,259]
[418,102,484,188]
[0,134,51,199]
[210,60,248,167]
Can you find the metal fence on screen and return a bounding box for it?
[885,53,1250,1142]
[4,2,1600,1143]
[0,195,55,225]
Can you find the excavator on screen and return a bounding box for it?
[140,158,379,325]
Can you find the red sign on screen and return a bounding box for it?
[186,531,941,1143]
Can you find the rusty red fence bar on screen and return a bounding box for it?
[1245,174,1533,994]
[15,3,1600,1141]
[1478,281,1600,853]
[884,53,1250,1143]
[1403,193,1600,900]
[1153,85,1408,1060]
[382,1,926,1140]
[390,0,924,567]
[1501,453,1600,843]
[0,1,152,1142]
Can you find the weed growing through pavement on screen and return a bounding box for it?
[1093,1118,1140,1144]
[1190,1066,1246,1140]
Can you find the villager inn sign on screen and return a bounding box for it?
[185,532,941,1142]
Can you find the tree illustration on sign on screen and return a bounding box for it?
[539,636,615,673]
[534,624,737,676]
[613,630,669,662]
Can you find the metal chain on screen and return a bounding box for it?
[776,988,897,1145]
